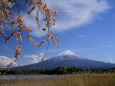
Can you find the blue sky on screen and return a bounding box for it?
[0,0,115,66]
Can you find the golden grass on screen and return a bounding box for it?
[0,73,115,86]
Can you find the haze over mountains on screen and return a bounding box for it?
[11,50,115,71]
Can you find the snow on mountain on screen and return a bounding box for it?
[52,50,82,60]
[10,50,115,71]
[57,50,77,56]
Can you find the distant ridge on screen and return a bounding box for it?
[11,50,115,71]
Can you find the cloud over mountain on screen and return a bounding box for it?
[0,56,17,67]
[24,53,45,64]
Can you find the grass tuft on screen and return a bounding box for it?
[0,73,115,86]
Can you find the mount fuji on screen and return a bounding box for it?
[11,50,115,71]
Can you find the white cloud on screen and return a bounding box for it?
[23,0,111,37]
[24,54,39,63]
[47,0,111,31]
[39,53,45,57]
[24,53,45,64]
[108,57,114,63]
[0,56,17,67]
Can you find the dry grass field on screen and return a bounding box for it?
[0,73,115,86]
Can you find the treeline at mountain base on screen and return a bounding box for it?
[0,67,115,75]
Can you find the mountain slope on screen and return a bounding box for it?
[11,50,115,71]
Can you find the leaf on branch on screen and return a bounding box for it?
[3,0,15,8]
[15,45,22,58]
[28,5,36,15]
[24,0,29,7]
[17,15,25,25]
[52,39,60,48]
[47,33,51,40]
[19,25,32,32]
[26,35,37,47]
[42,28,46,31]
[41,57,46,61]
[26,35,45,48]
[37,40,45,48]
[51,35,60,48]
[55,38,61,42]
[16,32,22,42]
[5,31,15,42]
[36,17,40,27]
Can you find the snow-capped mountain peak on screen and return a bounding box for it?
[11,50,115,71]
[57,50,78,57]
[49,50,82,61]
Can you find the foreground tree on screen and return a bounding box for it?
[0,0,60,69]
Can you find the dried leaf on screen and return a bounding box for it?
[52,38,60,48]
[15,45,22,58]
[55,38,61,42]
[20,25,32,32]
[16,32,22,42]
[26,35,37,47]
[36,17,40,27]
[5,31,15,42]
[41,57,46,61]
[28,5,36,15]
[42,28,46,31]
[47,33,51,40]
